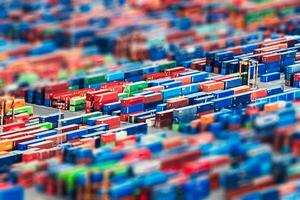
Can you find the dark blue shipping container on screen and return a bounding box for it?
[233,92,251,106]
[193,95,214,104]
[223,77,242,89]
[267,85,284,96]
[162,81,182,89]
[121,103,144,114]
[87,115,110,126]
[213,89,234,98]
[103,102,121,114]
[156,104,167,112]
[260,72,280,82]
[190,72,209,83]
[18,138,45,150]
[66,129,89,140]
[212,96,233,110]
[34,130,57,139]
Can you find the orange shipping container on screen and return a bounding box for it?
[264,102,279,112]
[174,76,191,85]
[0,140,13,151]
[199,113,215,125]
[198,80,215,91]
[233,85,250,94]
[163,137,183,149]
[202,82,224,93]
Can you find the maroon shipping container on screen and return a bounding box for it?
[155,118,173,128]
[156,109,173,121]
[55,124,80,133]
[191,59,206,71]
[12,135,35,148]
[227,46,243,55]
[28,141,54,149]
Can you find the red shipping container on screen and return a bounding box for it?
[93,92,118,110]
[167,30,196,42]
[251,89,268,100]
[213,75,234,82]
[1,132,27,140]
[160,150,201,171]
[0,124,39,137]
[121,96,144,107]
[163,137,183,149]
[3,122,25,132]
[44,82,69,93]
[296,53,300,61]
[292,140,300,156]
[167,97,189,109]
[14,113,30,123]
[7,44,33,57]
[261,37,287,47]
[22,151,39,162]
[165,67,186,77]
[116,135,137,147]
[100,82,128,93]
[143,86,164,93]
[144,93,163,104]
[262,53,281,63]
[294,73,300,81]
[28,140,54,149]
[144,72,169,80]
[124,148,152,161]
[2,128,46,139]
[120,112,142,122]
[86,89,111,101]
[101,133,116,144]
[96,116,120,129]
[44,134,67,145]
[227,46,243,55]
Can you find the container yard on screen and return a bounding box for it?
[3,0,300,200]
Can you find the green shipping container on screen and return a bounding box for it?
[81,111,103,124]
[172,123,180,132]
[124,81,148,95]
[69,104,86,112]
[11,106,34,115]
[84,73,106,85]
[70,97,86,106]
[37,122,53,130]
[118,93,129,99]
[157,60,176,71]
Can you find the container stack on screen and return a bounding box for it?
[2,0,300,200]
